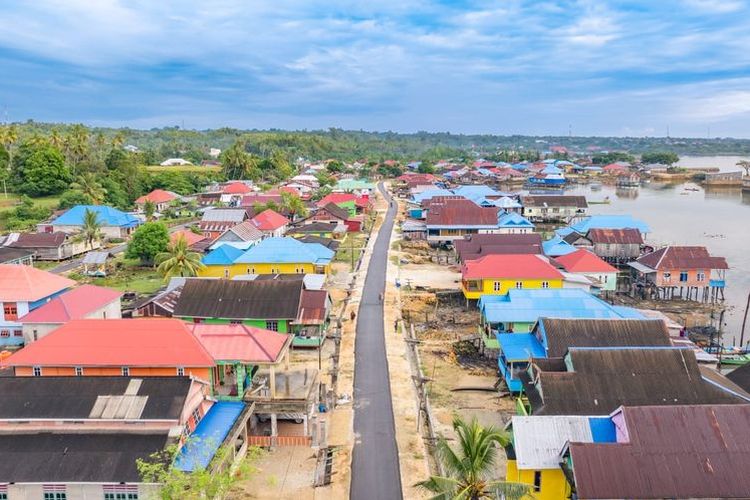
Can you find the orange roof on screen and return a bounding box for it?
[0,264,75,302]
[189,323,290,364]
[135,189,179,204]
[461,254,564,280]
[1,319,214,368]
[250,209,290,231]
[19,285,122,323]
[170,229,208,247]
[223,182,252,194]
[553,249,618,273]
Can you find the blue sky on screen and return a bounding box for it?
[1,0,750,136]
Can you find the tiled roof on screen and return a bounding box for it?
[587,228,643,245]
[135,189,179,204]
[190,323,290,363]
[0,264,75,302]
[553,249,618,273]
[425,198,500,227]
[19,285,122,323]
[637,246,728,271]
[53,205,140,228]
[250,209,289,231]
[462,254,563,280]
[1,319,214,368]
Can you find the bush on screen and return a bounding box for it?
[125,222,169,265]
[58,190,94,209]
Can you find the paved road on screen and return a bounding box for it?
[350,182,402,500]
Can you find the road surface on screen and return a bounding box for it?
[350,183,402,500]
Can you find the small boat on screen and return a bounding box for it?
[719,354,750,366]
[683,187,700,192]
[589,197,611,205]
[527,173,566,187]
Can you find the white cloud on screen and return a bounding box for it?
[682,0,745,13]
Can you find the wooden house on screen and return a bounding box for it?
[521,195,588,223]
[461,254,563,301]
[586,228,643,264]
[7,231,95,260]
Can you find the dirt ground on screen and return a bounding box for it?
[234,447,318,499]
[399,262,462,290]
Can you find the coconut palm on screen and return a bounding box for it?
[416,416,533,500]
[156,236,205,280]
[49,128,65,149]
[143,200,156,222]
[71,172,107,204]
[80,208,103,250]
[281,191,308,219]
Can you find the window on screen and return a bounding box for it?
[33,366,42,377]
[229,320,242,324]
[102,311,107,319]
[192,408,202,426]
[74,367,83,376]
[663,272,671,283]
[33,329,38,341]
[493,281,501,292]
[13,330,22,337]
[224,269,229,278]
[533,471,542,492]
[251,268,256,274]
[177,367,185,377]
[266,320,279,332]
[697,271,706,282]
[0,330,8,338]
[604,275,608,283]
[515,281,523,289]
[541,281,549,289]
[121,367,130,376]
[43,485,67,500]
[192,318,204,324]
[103,485,139,500]
[680,271,689,282]
[3,303,18,321]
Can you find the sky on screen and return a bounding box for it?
[1,0,750,137]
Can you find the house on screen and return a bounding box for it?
[220,181,253,205]
[173,279,330,345]
[170,228,212,251]
[43,205,141,239]
[6,231,94,260]
[198,208,249,240]
[287,222,346,240]
[198,237,334,278]
[454,234,542,262]
[521,195,588,223]
[316,193,358,216]
[1,318,215,379]
[134,189,180,212]
[560,214,650,237]
[305,202,351,225]
[519,347,745,416]
[586,228,643,264]
[552,249,618,292]
[497,318,667,392]
[240,191,284,208]
[629,246,729,301]
[210,221,264,250]
[563,405,750,499]
[0,247,33,266]
[20,285,122,343]
[0,265,75,347]
[496,212,535,234]
[297,235,341,251]
[505,415,611,500]
[130,285,184,318]
[425,198,504,243]
[249,209,290,238]
[81,251,110,276]
[160,157,192,166]
[541,235,577,257]
[461,254,564,301]
[334,178,375,194]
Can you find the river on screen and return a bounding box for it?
[558,156,750,346]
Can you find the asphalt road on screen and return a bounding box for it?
[350,182,403,500]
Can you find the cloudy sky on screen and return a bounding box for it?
[0,0,749,136]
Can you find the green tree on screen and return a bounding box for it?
[126,221,170,265]
[253,201,280,213]
[315,171,336,187]
[326,159,345,173]
[641,151,679,166]
[416,416,532,500]
[58,190,94,209]
[156,236,205,280]
[64,123,90,172]
[591,151,635,165]
[71,172,107,204]
[221,141,259,180]
[280,191,308,219]
[80,208,103,250]
[12,143,71,196]
[143,200,156,221]
[417,161,436,174]
[0,144,9,198]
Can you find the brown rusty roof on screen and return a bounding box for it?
[294,289,329,325]
[454,234,542,260]
[637,245,729,270]
[425,198,499,227]
[521,195,588,208]
[569,404,750,499]
[538,318,671,358]
[586,227,643,245]
[317,202,350,221]
[8,232,67,248]
[524,348,744,415]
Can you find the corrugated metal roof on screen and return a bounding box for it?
[7,231,67,248]
[587,228,643,245]
[497,212,534,228]
[511,415,594,469]
[175,401,246,472]
[426,198,500,227]
[234,237,334,265]
[570,215,650,234]
[53,205,141,228]
[200,208,248,223]
[637,245,729,271]
[496,333,546,361]
[522,195,588,208]
[462,254,562,280]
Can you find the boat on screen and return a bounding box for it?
[589,197,611,205]
[527,172,566,187]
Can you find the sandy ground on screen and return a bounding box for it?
[234,447,318,499]
[399,262,462,290]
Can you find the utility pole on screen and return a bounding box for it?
[740,291,750,348]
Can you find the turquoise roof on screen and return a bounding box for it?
[479,289,643,324]
[542,235,577,257]
[336,179,375,190]
[202,244,245,265]
[496,333,546,361]
[174,401,246,472]
[234,237,334,265]
[570,215,650,234]
[497,212,534,228]
[53,205,140,228]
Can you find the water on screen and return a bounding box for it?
[676,155,748,173]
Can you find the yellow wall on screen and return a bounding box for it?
[198,262,330,278]
[506,460,571,500]
[461,278,563,300]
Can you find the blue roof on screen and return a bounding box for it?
[497,212,534,228]
[234,237,334,265]
[542,235,577,257]
[570,215,650,234]
[174,401,246,472]
[202,244,245,265]
[496,333,546,361]
[479,289,644,324]
[452,185,504,204]
[588,417,617,443]
[411,188,453,204]
[494,196,522,209]
[542,165,563,175]
[554,227,576,237]
[53,205,140,228]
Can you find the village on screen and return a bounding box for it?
[1,149,750,500]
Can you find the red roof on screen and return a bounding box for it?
[2,319,214,368]
[637,246,729,271]
[250,209,290,231]
[0,264,75,302]
[19,285,122,324]
[425,198,499,227]
[189,323,290,364]
[603,163,629,172]
[461,254,564,280]
[316,193,357,207]
[354,197,371,208]
[222,182,252,194]
[553,249,618,273]
[135,189,179,204]
[170,229,208,247]
[240,192,283,207]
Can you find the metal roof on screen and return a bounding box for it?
[174,401,247,472]
[570,215,650,234]
[53,205,140,228]
[234,237,334,265]
[636,245,728,271]
[82,251,109,265]
[511,415,596,469]
[587,228,643,245]
[522,195,588,208]
[496,333,546,361]
[200,208,248,223]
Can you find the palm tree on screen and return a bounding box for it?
[156,236,205,280]
[253,201,280,213]
[49,128,65,149]
[416,416,533,500]
[143,200,156,222]
[71,172,107,204]
[737,160,750,177]
[281,191,308,220]
[65,124,90,173]
[80,208,103,250]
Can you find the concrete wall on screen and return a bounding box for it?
[14,366,211,380]
[7,483,158,500]
[506,460,572,500]
[461,278,563,300]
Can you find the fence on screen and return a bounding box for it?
[247,435,312,447]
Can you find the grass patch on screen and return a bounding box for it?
[334,233,367,266]
[72,256,164,295]
[145,165,221,173]
[0,194,61,211]
[33,261,59,271]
